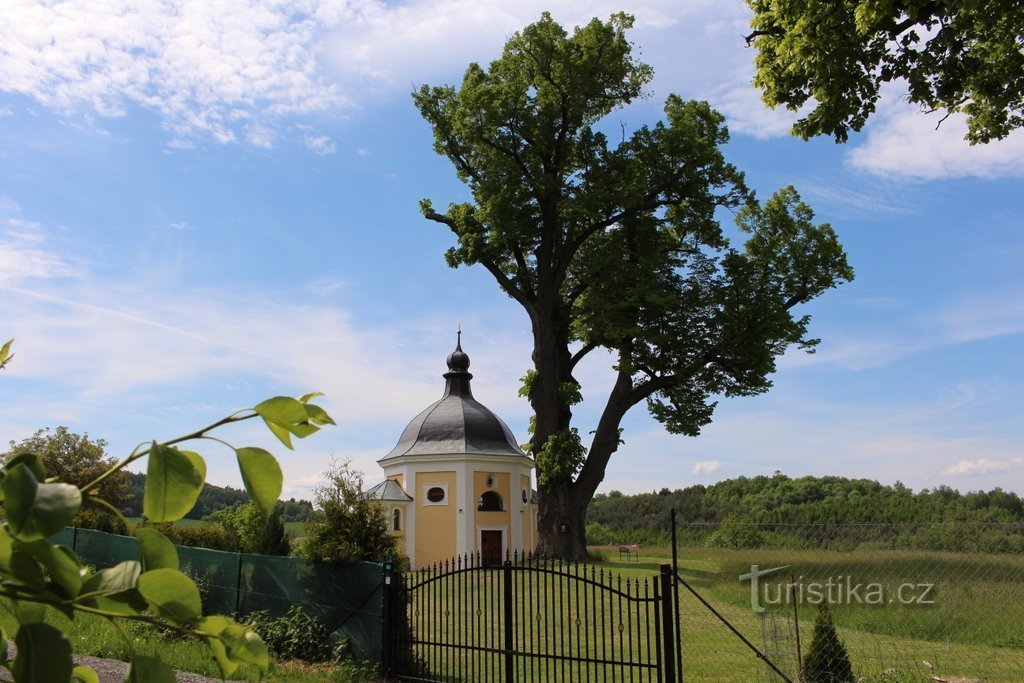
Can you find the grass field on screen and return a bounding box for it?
[397,545,1023,682]
[591,545,1024,682]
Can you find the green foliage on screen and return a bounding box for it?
[0,389,333,681]
[153,522,240,552]
[3,427,129,532]
[258,504,291,556]
[302,459,397,564]
[803,603,855,682]
[415,12,852,555]
[0,339,12,371]
[245,606,334,663]
[746,0,1024,144]
[587,475,1024,552]
[206,501,290,555]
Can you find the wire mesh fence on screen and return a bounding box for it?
[50,526,385,662]
[661,521,1024,682]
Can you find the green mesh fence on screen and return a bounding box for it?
[52,527,383,662]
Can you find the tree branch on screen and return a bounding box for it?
[569,343,597,370]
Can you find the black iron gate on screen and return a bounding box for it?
[382,552,677,682]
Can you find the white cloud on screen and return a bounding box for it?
[932,292,1024,343]
[0,0,754,148]
[303,134,337,156]
[706,66,800,139]
[846,105,1024,180]
[0,215,77,284]
[692,460,721,475]
[941,457,1024,477]
[0,0,350,146]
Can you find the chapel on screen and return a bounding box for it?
[366,334,537,569]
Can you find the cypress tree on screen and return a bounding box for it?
[803,603,854,682]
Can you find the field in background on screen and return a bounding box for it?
[586,545,1023,681]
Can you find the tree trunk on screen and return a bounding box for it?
[536,481,589,559]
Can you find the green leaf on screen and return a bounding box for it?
[137,568,201,624]
[136,527,179,572]
[0,529,14,571]
[255,396,308,424]
[0,625,7,664]
[196,616,239,678]
[303,403,336,426]
[263,420,294,449]
[254,396,324,449]
[20,540,85,597]
[236,447,282,518]
[80,561,146,616]
[143,443,205,522]
[12,623,73,683]
[2,452,45,480]
[71,665,101,683]
[9,547,46,590]
[2,465,81,541]
[125,655,175,683]
[0,338,13,369]
[220,623,269,673]
[12,599,46,625]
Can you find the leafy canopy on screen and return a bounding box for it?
[302,459,398,564]
[746,0,1024,143]
[4,427,129,531]
[415,12,853,500]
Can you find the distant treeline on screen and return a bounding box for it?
[587,475,1024,553]
[123,472,317,522]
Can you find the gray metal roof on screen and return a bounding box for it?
[364,478,413,501]
[380,338,528,461]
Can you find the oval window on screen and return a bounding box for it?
[427,486,446,503]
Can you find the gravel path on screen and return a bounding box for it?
[2,645,240,683]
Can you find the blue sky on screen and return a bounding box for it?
[2,1,1022,501]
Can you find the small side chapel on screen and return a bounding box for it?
[366,334,537,569]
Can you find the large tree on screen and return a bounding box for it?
[745,1,1024,144]
[4,426,130,530]
[414,13,853,558]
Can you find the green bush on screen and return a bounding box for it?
[151,522,240,551]
[803,603,854,683]
[302,459,397,564]
[245,606,334,663]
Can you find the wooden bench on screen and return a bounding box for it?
[618,544,640,561]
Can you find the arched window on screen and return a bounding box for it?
[477,491,504,512]
[392,508,401,531]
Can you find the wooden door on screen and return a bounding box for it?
[480,530,502,566]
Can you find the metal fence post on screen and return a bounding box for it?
[234,551,243,616]
[381,560,395,679]
[660,563,677,683]
[503,560,514,682]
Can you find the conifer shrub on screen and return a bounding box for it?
[803,603,854,682]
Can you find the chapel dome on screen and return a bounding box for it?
[380,336,527,460]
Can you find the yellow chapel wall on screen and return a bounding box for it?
[414,471,457,567]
